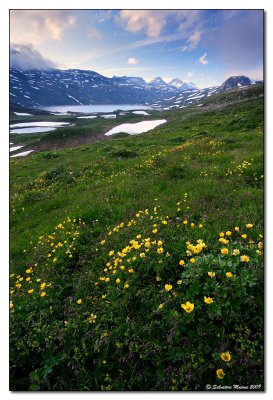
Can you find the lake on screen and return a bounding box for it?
[41,104,152,113]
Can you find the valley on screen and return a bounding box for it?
[9,82,264,390]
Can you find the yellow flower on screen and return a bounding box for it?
[156,276,161,281]
[221,352,231,362]
[179,260,185,266]
[246,224,253,229]
[128,268,134,273]
[157,240,163,246]
[109,250,114,256]
[189,258,196,263]
[208,272,216,278]
[41,292,46,297]
[234,226,240,232]
[216,369,225,379]
[181,301,194,313]
[100,240,106,245]
[158,303,164,310]
[152,229,158,234]
[124,283,129,289]
[219,232,225,237]
[183,220,188,225]
[40,282,46,290]
[226,231,232,236]
[221,248,229,255]
[162,220,167,225]
[102,294,107,299]
[88,313,97,324]
[164,284,173,291]
[116,278,121,284]
[10,301,14,309]
[105,277,110,282]
[241,234,247,239]
[219,238,229,244]
[191,223,195,228]
[26,277,31,282]
[177,280,183,285]
[240,255,250,262]
[204,296,213,304]
[25,268,33,274]
[157,247,164,254]
[140,253,146,258]
[226,272,233,278]
[28,289,34,294]
[199,224,203,228]
[232,249,240,256]
[77,299,82,304]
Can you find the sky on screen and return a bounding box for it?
[9,9,263,88]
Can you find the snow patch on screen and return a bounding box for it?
[67,95,82,104]
[132,111,150,115]
[101,114,116,119]
[77,116,97,119]
[10,127,57,134]
[10,150,34,157]
[105,120,166,136]
[10,121,71,128]
[14,112,33,116]
[10,146,24,152]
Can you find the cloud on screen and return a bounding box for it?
[187,71,194,77]
[182,31,201,51]
[87,27,102,40]
[198,52,208,65]
[128,57,139,65]
[10,43,56,70]
[117,10,167,37]
[10,10,76,44]
[117,10,202,38]
[95,10,113,23]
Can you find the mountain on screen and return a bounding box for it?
[219,75,257,91]
[112,76,147,86]
[9,69,181,107]
[169,78,184,88]
[148,77,169,87]
[180,82,198,91]
[9,68,262,109]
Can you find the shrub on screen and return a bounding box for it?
[110,147,138,159]
[9,200,263,390]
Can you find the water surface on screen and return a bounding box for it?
[42,104,151,113]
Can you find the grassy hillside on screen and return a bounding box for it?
[9,86,264,391]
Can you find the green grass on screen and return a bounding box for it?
[9,86,264,391]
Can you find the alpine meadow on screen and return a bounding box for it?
[9,9,264,391]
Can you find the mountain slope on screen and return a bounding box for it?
[9,89,264,390]
[9,68,262,109]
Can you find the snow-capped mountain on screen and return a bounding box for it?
[168,78,184,88]
[219,75,256,91]
[148,77,169,87]
[9,69,182,107]
[180,82,198,91]
[9,68,262,109]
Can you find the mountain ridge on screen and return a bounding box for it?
[9,68,262,109]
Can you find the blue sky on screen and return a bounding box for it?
[10,9,263,88]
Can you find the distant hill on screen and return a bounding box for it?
[9,68,262,108]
